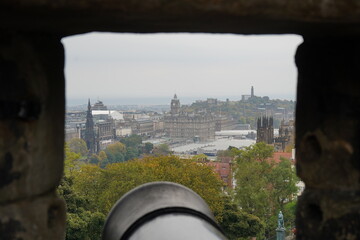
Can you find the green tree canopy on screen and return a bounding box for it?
[64,143,82,176]
[67,138,88,156]
[119,134,142,148]
[98,151,108,164]
[219,196,265,240]
[233,142,298,237]
[152,143,171,156]
[192,153,208,162]
[103,142,126,165]
[57,176,105,240]
[72,156,225,221]
[89,153,100,165]
[143,142,154,154]
[61,151,272,240]
[233,142,274,162]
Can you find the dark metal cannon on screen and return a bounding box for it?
[102,182,227,240]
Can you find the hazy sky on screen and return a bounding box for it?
[62,33,303,105]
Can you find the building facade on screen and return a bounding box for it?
[82,100,116,153]
[274,119,294,151]
[164,95,215,142]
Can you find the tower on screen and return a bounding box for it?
[256,116,274,144]
[84,99,96,154]
[170,94,180,115]
[251,86,254,98]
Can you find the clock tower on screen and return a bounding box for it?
[170,94,180,115]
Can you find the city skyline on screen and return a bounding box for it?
[63,33,303,105]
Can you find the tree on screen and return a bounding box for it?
[143,142,154,154]
[282,201,297,230]
[72,156,225,221]
[89,154,100,165]
[192,154,208,162]
[234,142,274,162]
[64,143,81,176]
[152,143,171,156]
[99,151,107,162]
[120,134,142,148]
[88,151,108,165]
[233,142,298,237]
[125,146,139,161]
[66,154,270,240]
[67,138,88,156]
[219,196,265,240]
[103,142,126,166]
[269,157,299,207]
[57,176,105,240]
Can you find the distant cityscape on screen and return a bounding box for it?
[64,87,301,235]
[65,86,295,158]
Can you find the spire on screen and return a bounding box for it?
[85,99,96,154]
[174,94,177,99]
[87,99,91,111]
[251,86,254,98]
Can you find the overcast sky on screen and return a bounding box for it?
[62,33,303,105]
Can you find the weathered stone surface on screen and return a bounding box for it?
[296,38,360,239]
[297,189,360,240]
[1,0,360,36]
[295,37,360,190]
[0,34,65,204]
[0,191,66,240]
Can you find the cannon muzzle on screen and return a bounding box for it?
[102,182,227,240]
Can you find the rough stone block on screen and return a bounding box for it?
[0,191,66,240]
[0,34,65,204]
[2,0,360,35]
[295,38,360,190]
[296,189,360,239]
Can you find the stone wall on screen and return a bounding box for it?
[295,37,360,239]
[1,1,360,239]
[0,34,65,240]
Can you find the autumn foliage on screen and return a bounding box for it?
[72,155,225,220]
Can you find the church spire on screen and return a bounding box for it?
[85,99,96,154]
[87,98,91,111]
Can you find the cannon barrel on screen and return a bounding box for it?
[102,181,227,240]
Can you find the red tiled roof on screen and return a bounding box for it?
[206,162,232,188]
[269,152,293,163]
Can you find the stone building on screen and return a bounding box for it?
[95,121,115,150]
[91,100,107,110]
[242,86,255,101]
[82,100,115,153]
[274,119,295,151]
[215,115,238,131]
[130,118,154,136]
[256,116,274,144]
[164,95,215,142]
